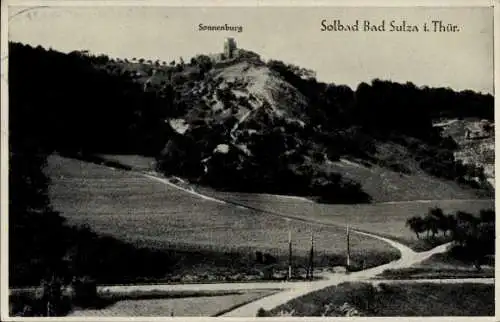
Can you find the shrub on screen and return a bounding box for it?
[256,308,269,317]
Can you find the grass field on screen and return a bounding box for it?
[86,154,494,251]
[195,188,493,250]
[46,155,399,272]
[68,290,277,317]
[325,155,483,202]
[265,282,494,316]
[378,253,495,279]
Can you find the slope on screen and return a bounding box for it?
[434,118,495,188]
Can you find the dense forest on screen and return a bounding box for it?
[8,43,179,315]
[9,43,172,156]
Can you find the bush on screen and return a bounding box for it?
[256,307,270,317]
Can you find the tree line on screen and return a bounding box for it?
[8,43,181,316]
[9,43,173,157]
[406,207,494,269]
[267,60,493,190]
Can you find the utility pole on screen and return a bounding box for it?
[346,224,350,271]
[288,227,292,280]
[308,229,314,280]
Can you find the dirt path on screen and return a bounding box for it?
[370,278,494,285]
[379,199,491,205]
[137,171,460,316]
[30,163,472,316]
[11,159,491,317]
[222,232,453,317]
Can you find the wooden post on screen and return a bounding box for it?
[288,228,292,280]
[346,224,350,271]
[309,230,314,280]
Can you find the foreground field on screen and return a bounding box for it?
[265,282,494,316]
[378,253,495,279]
[46,155,399,272]
[68,290,276,317]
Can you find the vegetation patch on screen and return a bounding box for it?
[261,282,494,316]
[379,249,494,280]
[406,207,494,269]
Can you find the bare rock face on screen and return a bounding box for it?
[165,58,312,181]
[434,119,495,188]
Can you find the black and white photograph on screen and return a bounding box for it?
[2,2,496,318]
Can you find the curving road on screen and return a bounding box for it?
[18,162,487,317]
[221,233,454,317]
[137,171,471,317]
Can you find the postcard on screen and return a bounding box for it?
[1,1,496,320]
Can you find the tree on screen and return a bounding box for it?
[406,216,426,239]
[422,215,439,238]
[428,207,448,236]
[193,55,213,73]
[449,210,493,271]
[445,214,457,237]
[9,149,68,287]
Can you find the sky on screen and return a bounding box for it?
[8,6,494,94]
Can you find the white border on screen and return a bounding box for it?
[1,0,10,321]
[2,0,498,7]
[1,0,498,321]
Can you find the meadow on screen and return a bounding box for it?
[265,281,494,316]
[193,188,493,250]
[46,155,399,272]
[89,154,494,250]
[378,253,495,279]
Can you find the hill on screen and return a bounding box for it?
[9,41,494,204]
[433,118,495,188]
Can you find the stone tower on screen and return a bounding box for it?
[224,38,237,59]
